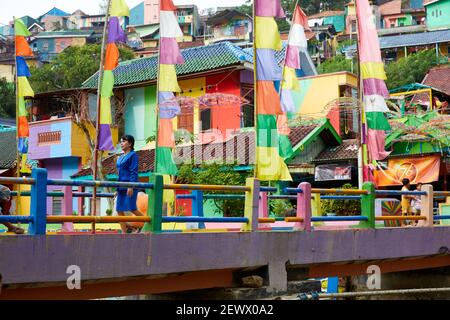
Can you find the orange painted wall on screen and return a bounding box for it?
[206,71,241,136]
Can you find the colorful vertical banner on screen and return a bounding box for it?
[15,18,34,174]
[278,4,310,159]
[98,0,129,151]
[156,0,184,176]
[356,0,390,161]
[254,0,292,181]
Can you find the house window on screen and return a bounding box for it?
[42,40,49,50]
[200,108,211,131]
[242,105,254,127]
[177,111,193,132]
[52,194,62,215]
[38,131,61,145]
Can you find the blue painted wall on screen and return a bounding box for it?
[130,1,145,26]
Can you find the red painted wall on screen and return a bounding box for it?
[206,71,242,138]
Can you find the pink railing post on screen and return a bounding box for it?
[61,185,74,232]
[418,184,433,228]
[296,182,312,231]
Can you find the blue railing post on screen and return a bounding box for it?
[29,168,48,235]
[358,182,375,229]
[142,174,163,233]
[192,190,205,229]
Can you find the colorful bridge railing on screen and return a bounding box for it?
[0,168,449,235]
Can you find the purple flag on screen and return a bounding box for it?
[159,91,181,119]
[256,49,282,81]
[160,37,184,64]
[255,0,285,18]
[108,17,127,44]
[363,78,389,98]
[280,89,296,113]
[98,124,115,151]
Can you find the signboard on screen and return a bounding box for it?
[315,164,352,181]
[374,155,440,187]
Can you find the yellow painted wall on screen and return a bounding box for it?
[0,64,14,82]
[71,121,118,165]
[177,77,206,134]
[296,73,344,118]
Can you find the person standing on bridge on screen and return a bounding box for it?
[401,178,414,226]
[116,135,144,233]
[0,185,25,234]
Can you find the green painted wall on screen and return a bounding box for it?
[397,14,413,26]
[426,0,450,29]
[124,85,157,150]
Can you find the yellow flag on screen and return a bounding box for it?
[17,77,34,97]
[100,97,112,125]
[18,97,27,117]
[255,17,282,51]
[159,64,181,92]
[110,0,130,17]
[256,146,292,181]
[361,62,387,80]
[20,154,32,174]
[282,67,299,91]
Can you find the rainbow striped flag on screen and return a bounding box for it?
[254,0,292,181]
[278,4,310,159]
[356,0,391,161]
[98,0,129,151]
[15,18,34,174]
[155,0,184,175]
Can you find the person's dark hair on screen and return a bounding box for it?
[402,178,410,186]
[120,135,135,150]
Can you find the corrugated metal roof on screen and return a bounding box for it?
[346,29,450,50]
[83,42,252,88]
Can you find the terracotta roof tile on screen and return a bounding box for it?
[308,10,345,19]
[72,124,320,178]
[313,139,359,162]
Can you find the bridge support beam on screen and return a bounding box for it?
[267,261,288,293]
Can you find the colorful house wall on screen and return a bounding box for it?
[124,86,157,150]
[426,0,450,29]
[291,72,358,136]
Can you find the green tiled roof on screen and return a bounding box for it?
[82,41,252,88]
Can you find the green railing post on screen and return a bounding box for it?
[142,174,163,233]
[359,182,375,229]
[241,178,260,232]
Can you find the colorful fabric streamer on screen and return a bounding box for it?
[98,0,129,151]
[15,18,33,173]
[254,0,292,181]
[155,0,184,176]
[356,0,391,161]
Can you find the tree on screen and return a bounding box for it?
[29,44,135,93]
[317,54,354,74]
[177,163,252,217]
[0,78,16,118]
[385,49,445,90]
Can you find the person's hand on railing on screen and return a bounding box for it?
[127,188,133,198]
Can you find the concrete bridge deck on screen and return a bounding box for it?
[2,226,450,299]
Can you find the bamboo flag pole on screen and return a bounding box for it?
[252,0,258,178]
[354,0,368,187]
[13,16,22,218]
[92,0,112,233]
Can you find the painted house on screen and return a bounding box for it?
[425,0,450,30]
[204,9,252,44]
[378,0,425,29]
[27,89,120,215]
[292,71,359,138]
[38,7,75,31]
[30,30,94,62]
[129,1,201,43]
[308,10,346,33]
